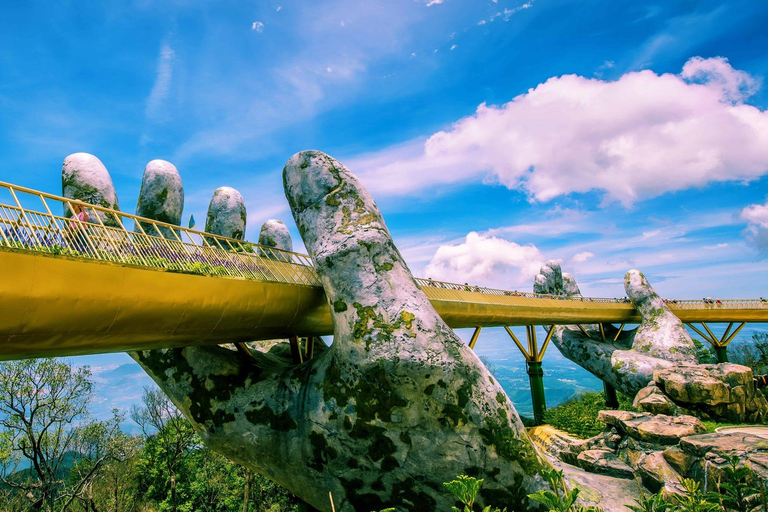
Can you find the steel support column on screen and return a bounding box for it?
[505,325,553,425]
[603,381,619,409]
[527,360,547,425]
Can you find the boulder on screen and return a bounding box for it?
[633,383,679,415]
[653,363,768,423]
[534,264,697,396]
[135,160,184,239]
[636,451,684,495]
[576,449,634,479]
[527,425,584,461]
[61,153,120,226]
[205,187,246,240]
[662,446,695,475]
[598,411,706,445]
[131,150,548,512]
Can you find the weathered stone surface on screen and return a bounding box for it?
[598,411,706,445]
[576,449,634,479]
[259,219,292,251]
[135,160,184,239]
[61,153,120,226]
[131,150,548,512]
[205,187,246,240]
[551,461,642,512]
[534,264,696,396]
[636,451,683,494]
[680,431,768,458]
[527,425,584,461]
[662,446,695,475]
[634,384,679,415]
[653,363,768,423]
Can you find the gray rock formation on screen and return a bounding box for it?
[534,263,697,396]
[259,219,292,250]
[258,219,293,261]
[531,409,768,497]
[134,160,184,239]
[131,150,547,511]
[634,363,768,423]
[205,187,247,240]
[61,153,120,226]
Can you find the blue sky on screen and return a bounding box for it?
[3,0,768,415]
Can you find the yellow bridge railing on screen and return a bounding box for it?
[0,179,766,311]
[0,180,319,287]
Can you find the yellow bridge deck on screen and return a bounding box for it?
[0,181,766,360]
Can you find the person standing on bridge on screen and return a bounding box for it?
[66,203,90,252]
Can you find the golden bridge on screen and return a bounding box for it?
[1,180,765,360]
[1,180,767,422]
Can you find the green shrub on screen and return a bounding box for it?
[544,391,634,439]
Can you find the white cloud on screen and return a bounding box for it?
[276,6,282,11]
[145,41,175,122]
[741,201,768,228]
[572,251,594,263]
[477,20,486,26]
[681,56,759,103]
[426,0,444,5]
[353,57,768,205]
[251,21,264,32]
[503,3,532,20]
[741,199,768,253]
[424,232,544,288]
[450,44,457,50]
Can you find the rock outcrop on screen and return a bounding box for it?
[135,160,184,239]
[531,412,768,498]
[634,363,768,423]
[131,150,548,512]
[61,153,120,226]
[534,262,697,396]
[205,187,246,240]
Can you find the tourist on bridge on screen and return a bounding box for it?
[67,203,90,252]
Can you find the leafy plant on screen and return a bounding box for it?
[706,456,765,512]
[443,475,504,512]
[528,468,603,512]
[544,391,634,439]
[673,479,719,512]
[626,479,671,512]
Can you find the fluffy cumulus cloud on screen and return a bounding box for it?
[424,232,544,288]
[355,57,768,205]
[741,199,768,253]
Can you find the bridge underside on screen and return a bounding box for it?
[2,247,766,360]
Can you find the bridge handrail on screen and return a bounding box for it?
[0,180,320,286]
[1,181,766,310]
[412,278,768,310]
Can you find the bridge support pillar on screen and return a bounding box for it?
[714,344,729,363]
[527,360,547,425]
[603,381,619,409]
[685,322,745,364]
[505,325,555,425]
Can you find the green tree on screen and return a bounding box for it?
[0,358,121,511]
[131,387,195,512]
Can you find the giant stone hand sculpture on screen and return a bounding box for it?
[131,150,546,511]
[534,261,697,396]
